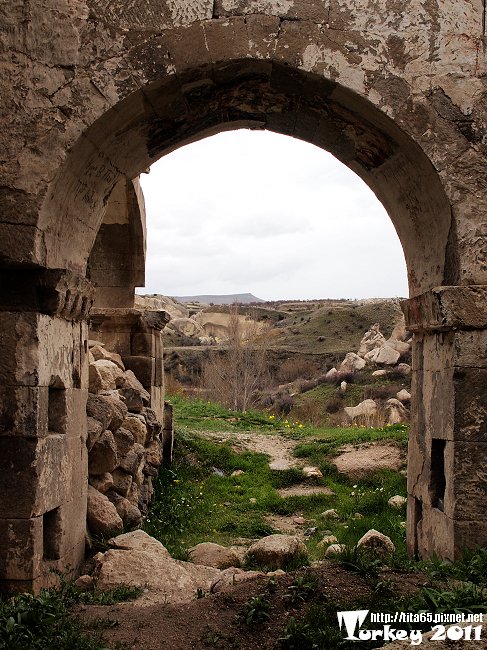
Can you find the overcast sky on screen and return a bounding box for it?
[139,130,408,301]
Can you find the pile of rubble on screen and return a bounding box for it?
[85,343,167,539]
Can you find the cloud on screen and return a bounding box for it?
[140,130,408,300]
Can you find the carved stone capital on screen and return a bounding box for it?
[0,268,94,320]
[89,308,170,332]
[401,286,487,333]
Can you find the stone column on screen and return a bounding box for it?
[0,269,94,594]
[89,309,169,422]
[402,286,487,561]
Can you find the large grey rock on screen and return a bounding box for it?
[344,399,377,422]
[188,542,241,569]
[374,345,401,366]
[339,352,366,373]
[246,534,307,570]
[87,485,123,537]
[94,531,220,603]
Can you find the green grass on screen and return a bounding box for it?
[144,395,409,564]
[0,577,141,650]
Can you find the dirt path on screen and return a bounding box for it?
[204,430,300,470]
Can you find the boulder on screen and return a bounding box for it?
[116,370,150,402]
[339,352,366,373]
[106,491,131,519]
[89,472,113,494]
[210,567,265,594]
[94,531,220,603]
[357,529,395,558]
[386,339,411,355]
[357,324,386,357]
[111,468,133,497]
[87,485,123,537]
[325,367,338,382]
[119,443,145,478]
[322,509,339,519]
[396,389,411,402]
[246,534,307,570]
[89,359,124,392]
[344,399,377,422]
[143,408,162,439]
[302,466,323,478]
[75,575,94,592]
[340,380,347,392]
[113,427,135,457]
[188,542,241,569]
[122,415,148,446]
[385,398,409,424]
[86,417,104,452]
[388,495,407,509]
[325,544,345,558]
[91,345,125,370]
[86,394,128,433]
[374,345,401,366]
[396,363,412,376]
[124,504,143,528]
[88,430,118,475]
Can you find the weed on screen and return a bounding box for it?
[284,572,319,606]
[241,594,272,625]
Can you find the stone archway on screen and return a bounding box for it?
[1,1,486,592]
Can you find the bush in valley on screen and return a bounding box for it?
[325,396,344,414]
[277,358,319,383]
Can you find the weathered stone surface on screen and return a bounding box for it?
[94,531,220,603]
[324,544,345,558]
[86,394,128,433]
[88,430,118,475]
[188,542,241,569]
[86,417,104,452]
[90,345,125,370]
[385,398,409,424]
[111,468,133,497]
[357,530,395,558]
[116,370,150,401]
[86,485,123,537]
[333,444,404,479]
[88,472,113,494]
[339,352,366,373]
[374,345,401,366]
[122,416,147,446]
[246,535,307,570]
[89,359,124,392]
[388,495,407,509]
[396,389,411,402]
[119,443,145,478]
[112,427,134,458]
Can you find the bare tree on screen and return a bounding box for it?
[201,306,270,411]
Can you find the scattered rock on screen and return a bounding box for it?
[188,542,241,569]
[344,399,377,422]
[303,527,317,537]
[388,495,407,508]
[318,535,338,547]
[374,345,401,366]
[231,470,245,477]
[267,569,286,577]
[322,509,339,519]
[246,535,307,570]
[353,512,364,520]
[396,389,411,402]
[212,467,225,477]
[357,324,386,357]
[340,352,366,373]
[302,466,323,478]
[278,485,334,498]
[372,369,388,377]
[385,398,409,424]
[293,516,306,525]
[396,363,412,376]
[357,529,395,558]
[325,367,338,382]
[325,544,345,558]
[87,485,123,537]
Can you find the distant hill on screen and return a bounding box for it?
[175,293,265,305]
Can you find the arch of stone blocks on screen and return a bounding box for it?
[0,0,486,593]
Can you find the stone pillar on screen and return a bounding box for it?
[402,286,487,561]
[0,269,94,594]
[89,309,169,421]
[162,401,174,467]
